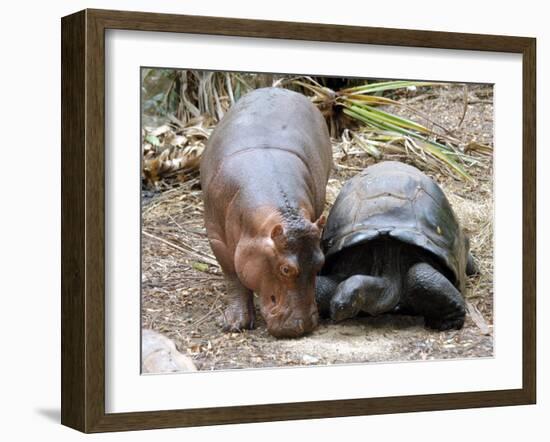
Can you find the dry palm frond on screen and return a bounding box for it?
[142,71,493,186]
[142,116,213,187]
[289,78,492,181]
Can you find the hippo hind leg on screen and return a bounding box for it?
[404,262,466,331]
[219,273,255,332]
[329,274,400,322]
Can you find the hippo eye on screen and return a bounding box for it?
[280,264,297,277]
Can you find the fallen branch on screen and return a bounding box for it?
[466,301,491,335]
[142,230,219,267]
[191,293,223,328]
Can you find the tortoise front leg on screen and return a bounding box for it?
[329,274,399,322]
[315,276,339,318]
[404,263,466,330]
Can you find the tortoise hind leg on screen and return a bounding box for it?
[329,274,400,322]
[466,252,479,276]
[404,263,466,331]
[464,236,478,276]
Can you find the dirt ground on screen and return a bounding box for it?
[141,84,494,371]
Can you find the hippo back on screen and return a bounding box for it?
[201,87,332,206]
[321,161,468,291]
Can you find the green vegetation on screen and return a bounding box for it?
[141,70,492,186]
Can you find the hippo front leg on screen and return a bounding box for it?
[220,273,255,332]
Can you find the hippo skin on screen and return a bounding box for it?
[200,87,333,338]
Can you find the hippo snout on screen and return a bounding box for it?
[267,309,319,338]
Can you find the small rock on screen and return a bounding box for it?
[302,354,319,364]
[142,329,197,373]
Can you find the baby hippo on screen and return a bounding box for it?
[200,87,332,338]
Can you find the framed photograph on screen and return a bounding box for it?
[61,9,536,433]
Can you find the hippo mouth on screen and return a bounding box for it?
[262,304,319,338]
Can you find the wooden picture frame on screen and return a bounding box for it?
[61,8,536,433]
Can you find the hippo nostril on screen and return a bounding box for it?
[270,296,276,305]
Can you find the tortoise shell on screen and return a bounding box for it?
[322,161,468,292]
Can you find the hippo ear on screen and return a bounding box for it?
[315,215,326,229]
[270,224,285,241]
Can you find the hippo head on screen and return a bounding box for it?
[236,214,326,338]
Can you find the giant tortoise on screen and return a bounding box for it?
[315,161,477,330]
